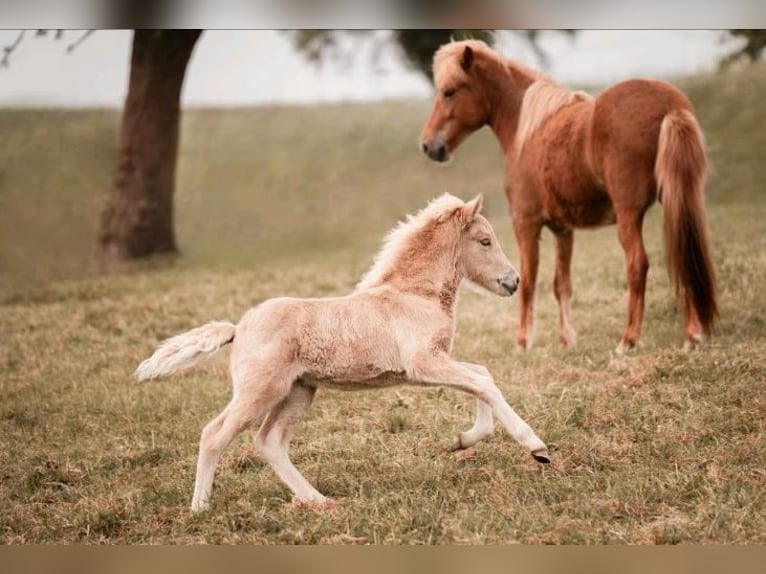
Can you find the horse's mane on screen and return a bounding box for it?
[516,81,593,155]
[432,39,593,157]
[432,39,510,89]
[356,193,463,291]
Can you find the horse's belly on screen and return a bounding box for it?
[547,191,616,229]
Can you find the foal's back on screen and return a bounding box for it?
[230,288,449,386]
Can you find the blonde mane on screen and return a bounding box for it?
[432,40,507,89]
[356,194,464,290]
[515,81,593,156]
[432,39,592,157]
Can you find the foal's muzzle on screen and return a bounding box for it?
[498,272,520,296]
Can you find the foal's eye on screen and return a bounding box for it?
[480,238,491,247]
[443,88,456,98]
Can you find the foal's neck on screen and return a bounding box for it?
[389,246,462,317]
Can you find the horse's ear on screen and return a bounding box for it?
[466,193,484,219]
[461,45,474,72]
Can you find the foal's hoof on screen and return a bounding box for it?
[531,449,551,464]
[447,435,464,452]
[290,496,340,511]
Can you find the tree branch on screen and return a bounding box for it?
[66,30,95,54]
[1,30,26,69]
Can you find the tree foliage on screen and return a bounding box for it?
[721,30,766,67]
[289,30,573,81]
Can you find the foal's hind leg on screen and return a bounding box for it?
[615,210,649,355]
[253,381,329,505]
[553,228,577,348]
[191,369,295,512]
[449,362,494,451]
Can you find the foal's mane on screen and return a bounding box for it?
[356,194,464,291]
[433,39,593,156]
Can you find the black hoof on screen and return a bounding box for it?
[531,450,551,464]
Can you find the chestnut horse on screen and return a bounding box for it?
[420,40,717,354]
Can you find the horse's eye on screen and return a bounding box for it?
[480,238,491,247]
[443,88,456,98]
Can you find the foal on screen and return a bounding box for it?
[421,40,717,354]
[136,194,550,512]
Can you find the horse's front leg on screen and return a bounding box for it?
[448,362,494,451]
[411,355,549,462]
[512,215,542,351]
[553,228,577,348]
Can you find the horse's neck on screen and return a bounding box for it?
[486,64,536,156]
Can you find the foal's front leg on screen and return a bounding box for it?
[411,355,549,462]
[449,362,494,451]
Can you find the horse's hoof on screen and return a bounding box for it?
[560,327,577,348]
[614,340,636,356]
[683,334,703,352]
[531,449,551,464]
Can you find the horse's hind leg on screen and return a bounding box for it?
[553,228,577,347]
[253,381,328,505]
[615,209,649,355]
[190,367,295,512]
[683,300,704,352]
[449,362,494,451]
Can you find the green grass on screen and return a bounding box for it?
[1,64,765,543]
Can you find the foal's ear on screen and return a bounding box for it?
[465,193,484,220]
[461,45,474,72]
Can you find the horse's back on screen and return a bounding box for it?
[591,79,696,191]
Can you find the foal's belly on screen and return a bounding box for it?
[304,370,408,391]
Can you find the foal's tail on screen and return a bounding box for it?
[655,108,718,336]
[135,321,236,381]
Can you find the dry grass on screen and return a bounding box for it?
[0,64,765,544]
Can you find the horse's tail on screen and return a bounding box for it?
[655,108,718,337]
[135,321,236,381]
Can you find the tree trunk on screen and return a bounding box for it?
[98,29,201,261]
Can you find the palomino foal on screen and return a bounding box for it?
[421,40,717,354]
[136,194,550,512]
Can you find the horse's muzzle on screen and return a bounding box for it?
[421,141,449,163]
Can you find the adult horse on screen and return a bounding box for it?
[136,194,550,512]
[420,40,717,354]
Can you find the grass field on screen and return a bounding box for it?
[1,64,765,544]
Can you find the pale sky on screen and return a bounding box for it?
[0,30,737,107]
